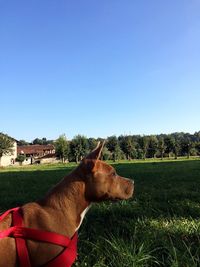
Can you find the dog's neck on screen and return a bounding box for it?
[39,168,90,236]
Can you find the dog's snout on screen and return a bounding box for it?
[124,178,134,196]
[126,178,134,186]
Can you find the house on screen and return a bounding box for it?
[0,134,17,166]
[17,144,56,164]
[0,134,57,166]
[17,144,55,157]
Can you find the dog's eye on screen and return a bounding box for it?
[111,172,116,177]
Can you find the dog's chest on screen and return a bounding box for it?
[75,205,91,231]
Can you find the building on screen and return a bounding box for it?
[0,134,17,166]
[17,144,55,158]
[0,134,57,166]
[17,144,56,164]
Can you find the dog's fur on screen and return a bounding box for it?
[0,142,134,267]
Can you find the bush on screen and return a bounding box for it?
[16,154,26,165]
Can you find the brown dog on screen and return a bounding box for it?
[0,142,134,267]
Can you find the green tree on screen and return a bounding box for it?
[16,154,26,165]
[195,142,200,156]
[70,135,88,163]
[102,146,112,160]
[32,138,43,145]
[87,138,98,151]
[107,136,122,161]
[138,136,149,159]
[55,134,69,163]
[181,139,193,159]
[0,133,14,166]
[32,137,53,145]
[119,135,135,160]
[164,135,175,157]
[172,138,180,159]
[194,131,200,142]
[18,140,29,146]
[148,135,158,158]
[158,137,166,160]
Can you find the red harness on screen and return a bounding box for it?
[0,207,78,267]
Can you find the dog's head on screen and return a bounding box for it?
[79,142,134,202]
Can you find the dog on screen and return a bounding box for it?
[0,142,134,267]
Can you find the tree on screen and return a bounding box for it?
[138,136,149,159]
[195,142,200,156]
[87,138,98,151]
[164,135,175,157]
[102,146,112,160]
[158,137,166,160]
[194,131,200,142]
[16,154,26,166]
[55,134,69,163]
[70,135,89,163]
[148,135,158,158]
[187,141,193,158]
[32,137,53,145]
[106,136,122,161]
[119,135,135,160]
[0,133,14,166]
[18,140,29,146]
[32,138,43,145]
[172,139,180,159]
[181,139,193,159]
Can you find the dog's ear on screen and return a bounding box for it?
[85,141,105,160]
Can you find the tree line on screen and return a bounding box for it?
[1,132,200,164]
[51,132,200,162]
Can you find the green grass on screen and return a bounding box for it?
[1,159,200,266]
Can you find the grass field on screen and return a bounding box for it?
[1,159,200,266]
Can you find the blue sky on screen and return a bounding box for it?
[0,0,200,141]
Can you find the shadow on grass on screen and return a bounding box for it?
[0,167,74,210]
[1,160,200,215]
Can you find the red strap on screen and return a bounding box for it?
[0,207,30,266]
[0,226,72,247]
[0,207,19,221]
[45,233,78,267]
[0,208,78,267]
[12,208,32,267]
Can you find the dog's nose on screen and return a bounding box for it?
[125,179,134,196]
[127,178,134,186]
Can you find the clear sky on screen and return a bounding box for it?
[0,0,200,141]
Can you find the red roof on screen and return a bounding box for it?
[17,145,55,154]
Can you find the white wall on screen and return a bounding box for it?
[0,141,17,166]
